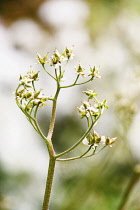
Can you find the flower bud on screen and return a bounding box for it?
[105,137,117,147]
[82,101,90,109]
[19,75,23,80]
[88,66,101,78]
[88,133,95,145]
[83,89,97,99]
[83,131,102,148]
[26,92,32,99]
[40,97,48,102]
[75,64,86,77]
[62,47,74,60]
[31,72,39,80]
[16,89,25,98]
[95,137,102,145]
[77,106,87,118]
[54,49,60,58]
[34,91,41,99]
[37,53,49,65]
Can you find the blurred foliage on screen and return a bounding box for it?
[0,0,43,22]
[84,0,140,41]
[53,115,84,154]
[84,0,122,40]
[52,162,133,210]
[0,0,53,33]
[0,163,31,210]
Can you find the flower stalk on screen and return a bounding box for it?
[42,156,56,210]
[14,47,117,209]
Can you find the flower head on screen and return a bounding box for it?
[83,131,105,148]
[105,137,117,147]
[83,89,98,99]
[37,53,49,65]
[15,70,49,111]
[62,47,74,60]
[75,64,86,77]
[50,49,62,68]
[19,69,39,87]
[88,66,101,78]
[77,100,99,118]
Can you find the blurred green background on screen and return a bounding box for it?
[0,0,140,209]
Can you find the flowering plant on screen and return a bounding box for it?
[14,47,116,210]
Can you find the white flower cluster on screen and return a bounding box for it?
[77,100,99,118]
[74,65,101,78]
[83,130,117,149]
[77,89,108,119]
[15,69,48,111]
[37,47,74,68]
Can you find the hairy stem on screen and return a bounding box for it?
[42,156,56,210]
[42,85,60,209]
[47,87,60,142]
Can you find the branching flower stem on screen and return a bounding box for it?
[42,64,57,81]
[56,146,106,162]
[55,114,101,159]
[42,85,60,210]
[60,76,94,88]
[80,145,93,157]
[14,48,116,210]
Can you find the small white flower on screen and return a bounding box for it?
[69,53,75,60]
[82,138,89,146]
[33,99,40,104]
[101,136,106,143]
[20,78,33,85]
[87,107,98,112]
[54,62,61,69]
[60,56,68,62]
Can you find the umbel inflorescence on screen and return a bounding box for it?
[14,47,116,158]
[14,47,117,209]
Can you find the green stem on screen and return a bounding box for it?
[80,145,93,157]
[75,77,93,86]
[34,120,48,143]
[42,156,56,210]
[47,87,60,142]
[32,81,36,91]
[56,146,93,162]
[42,86,60,209]
[56,146,105,162]
[74,74,80,84]
[55,122,94,159]
[42,64,57,81]
[60,76,93,89]
[55,113,101,159]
